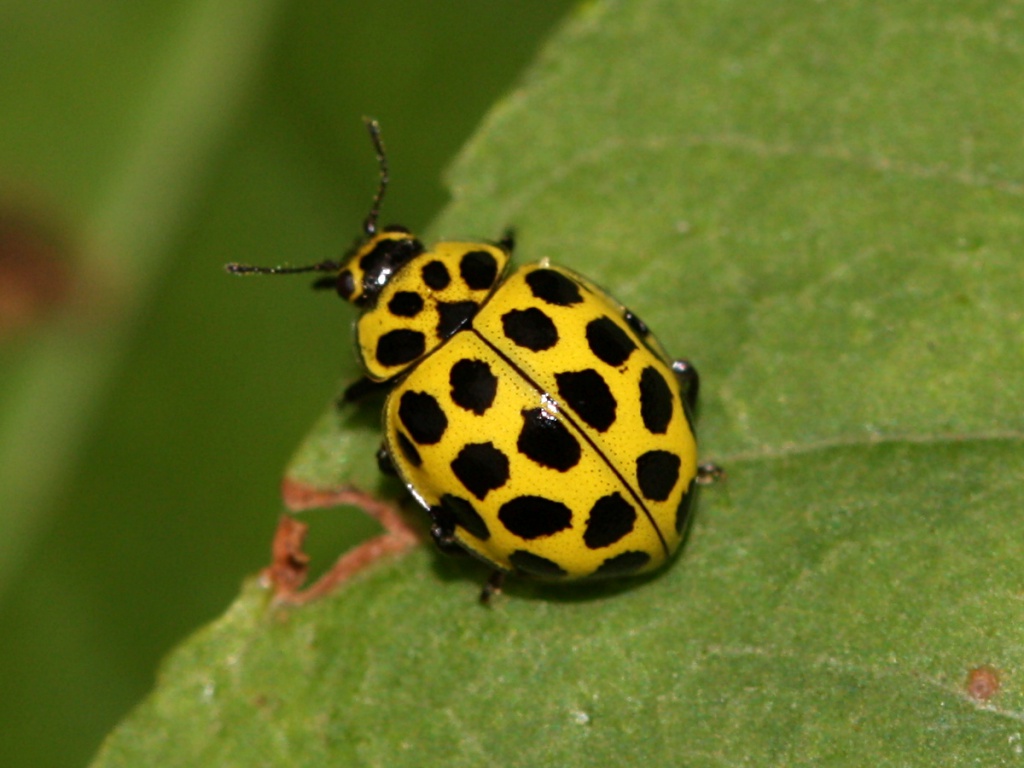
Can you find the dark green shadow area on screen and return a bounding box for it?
[0,4,575,767]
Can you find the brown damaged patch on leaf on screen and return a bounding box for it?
[965,665,1000,702]
[265,478,421,604]
[262,515,310,595]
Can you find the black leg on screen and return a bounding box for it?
[697,461,725,485]
[340,376,390,404]
[376,443,397,476]
[429,501,507,605]
[427,506,466,555]
[479,570,506,605]
[311,275,337,291]
[671,359,700,412]
[497,228,515,253]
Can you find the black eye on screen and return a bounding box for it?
[337,269,357,300]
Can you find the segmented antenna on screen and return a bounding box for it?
[224,261,339,276]
[225,119,390,277]
[362,117,389,237]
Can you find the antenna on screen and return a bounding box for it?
[225,119,389,278]
[362,117,389,237]
[224,261,339,276]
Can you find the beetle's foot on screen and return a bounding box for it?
[696,461,725,485]
[479,570,506,605]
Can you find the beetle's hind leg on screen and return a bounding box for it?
[497,228,515,253]
[479,571,506,605]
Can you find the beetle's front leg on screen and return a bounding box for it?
[340,376,392,404]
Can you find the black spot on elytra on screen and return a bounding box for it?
[387,291,424,317]
[502,307,558,351]
[449,359,498,415]
[517,408,581,471]
[675,477,696,534]
[525,268,583,306]
[421,260,450,290]
[583,492,637,549]
[592,550,651,577]
[398,391,447,445]
[639,366,674,434]
[555,369,617,432]
[376,329,426,367]
[436,300,478,339]
[509,550,567,578]
[586,317,636,367]
[460,250,499,291]
[636,450,681,501]
[623,310,650,337]
[440,494,490,541]
[395,431,421,467]
[450,442,509,500]
[499,496,572,539]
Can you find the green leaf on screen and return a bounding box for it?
[94,0,1024,765]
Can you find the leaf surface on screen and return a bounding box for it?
[94,1,1024,765]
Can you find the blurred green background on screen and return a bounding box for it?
[0,2,575,766]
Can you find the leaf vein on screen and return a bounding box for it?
[711,429,1024,465]
[499,132,1024,230]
